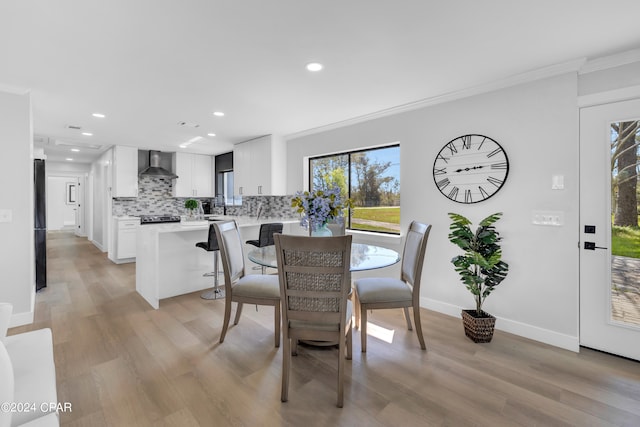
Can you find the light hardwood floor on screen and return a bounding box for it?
[9,232,640,426]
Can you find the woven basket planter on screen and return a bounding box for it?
[461,310,496,343]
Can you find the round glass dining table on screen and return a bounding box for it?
[247,242,400,271]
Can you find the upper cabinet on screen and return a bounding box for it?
[112,145,139,197]
[172,152,214,198]
[234,134,286,196]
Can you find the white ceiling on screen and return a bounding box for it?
[2,1,640,164]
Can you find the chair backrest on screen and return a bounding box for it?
[206,224,219,251]
[0,303,12,343]
[400,221,432,292]
[0,340,14,427]
[258,223,283,247]
[275,234,352,326]
[213,220,246,284]
[326,219,346,236]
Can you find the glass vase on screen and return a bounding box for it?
[311,223,333,237]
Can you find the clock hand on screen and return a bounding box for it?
[454,165,484,173]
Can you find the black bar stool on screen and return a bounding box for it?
[246,223,283,274]
[197,224,224,299]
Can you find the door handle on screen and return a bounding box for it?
[584,242,608,250]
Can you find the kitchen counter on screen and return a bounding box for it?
[135,216,301,309]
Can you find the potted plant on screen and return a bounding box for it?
[448,212,509,343]
[184,198,199,219]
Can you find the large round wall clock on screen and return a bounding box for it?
[432,134,509,204]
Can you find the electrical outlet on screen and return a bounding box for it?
[532,210,564,226]
[0,209,12,223]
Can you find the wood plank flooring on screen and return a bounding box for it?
[8,232,640,426]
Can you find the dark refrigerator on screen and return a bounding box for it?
[34,159,47,291]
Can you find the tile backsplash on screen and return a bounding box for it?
[112,176,298,219]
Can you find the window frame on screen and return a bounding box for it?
[308,144,400,235]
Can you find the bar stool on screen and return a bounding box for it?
[246,223,283,274]
[197,224,224,299]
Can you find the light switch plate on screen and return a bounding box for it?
[552,175,564,190]
[0,209,12,223]
[532,210,564,226]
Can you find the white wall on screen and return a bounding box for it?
[287,73,580,350]
[47,161,90,236]
[0,90,34,325]
[46,176,76,230]
[90,149,113,251]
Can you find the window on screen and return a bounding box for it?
[309,145,400,234]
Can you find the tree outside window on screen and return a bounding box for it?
[310,145,400,234]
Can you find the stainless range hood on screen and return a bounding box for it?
[139,150,178,178]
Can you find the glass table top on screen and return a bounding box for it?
[247,242,400,272]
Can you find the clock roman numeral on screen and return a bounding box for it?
[436,177,450,191]
[487,148,502,158]
[448,186,459,201]
[491,162,508,170]
[465,189,472,203]
[487,176,503,187]
[446,142,458,155]
[461,135,471,149]
[477,136,487,150]
[478,186,489,200]
[433,167,447,175]
[436,153,449,164]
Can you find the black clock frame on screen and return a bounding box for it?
[432,134,509,204]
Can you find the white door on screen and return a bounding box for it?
[580,98,640,361]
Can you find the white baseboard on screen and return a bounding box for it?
[9,309,34,328]
[90,239,105,252]
[422,297,579,352]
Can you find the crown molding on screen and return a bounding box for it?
[0,83,30,95]
[287,58,585,141]
[579,48,640,74]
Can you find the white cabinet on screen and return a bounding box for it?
[109,217,140,263]
[172,153,214,198]
[233,134,286,196]
[112,146,138,197]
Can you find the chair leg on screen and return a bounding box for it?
[274,302,280,348]
[234,302,243,325]
[281,336,290,402]
[353,291,360,330]
[346,322,352,360]
[337,334,345,408]
[219,297,232,343]
[413,305,426,350]
[360,305,368,352]
[403,307,413,331]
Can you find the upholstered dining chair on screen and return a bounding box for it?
[354,221,431,352]
[274,233,353,408]
[213,220,281,347]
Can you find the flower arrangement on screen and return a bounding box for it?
[291,187,352,235]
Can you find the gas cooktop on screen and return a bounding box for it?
[139,215,181,224]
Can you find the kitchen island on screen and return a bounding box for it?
[136,216,301,309]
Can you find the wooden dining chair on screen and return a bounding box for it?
[213,220,281,347]
[274,233,353,408]
[354,221,431,352]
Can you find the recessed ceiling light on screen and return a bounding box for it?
[213,111,225,117]
[66,158,73,161]
[306,62,323,72]
[71,148,80,152]
[179,144,188,149]
[92,113,105,118]
[207,133,216,137]
[82,132,93,136]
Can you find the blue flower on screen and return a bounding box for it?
[291,186,352,232]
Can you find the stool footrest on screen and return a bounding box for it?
[201,287,226,300]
